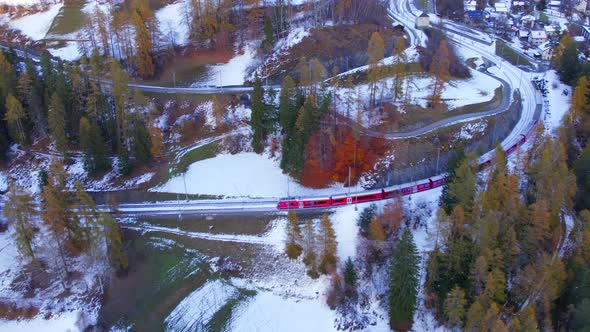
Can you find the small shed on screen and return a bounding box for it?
[416,12,430,28]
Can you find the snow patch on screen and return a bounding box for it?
[455,121,487,140]
[156,0,190,46]
[543,70,571,132]
[48,41,81,61]
[0,311,82,332]
[8,3,63,40]
[164,279,238,331]
[202,43,257,86]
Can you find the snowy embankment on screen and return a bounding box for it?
[226,189,443,331]
[8,3,63,40]
[0,0,42,6]
[165,279,239,331]
[0,232,95,332]
[333,67,501,126]
[156,0,190,46]
[404,69,501,110]
[199,43,258,86]
[152,152,345,198]
[542,70,571,132]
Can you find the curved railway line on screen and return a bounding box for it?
[109,0,543,216]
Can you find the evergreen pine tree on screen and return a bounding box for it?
[285,210,303,259]
[251,75,265,153]
[100,211,128,270]
[303,219,318,277]
[443,286,466,328]
[279,75,297,134]
[343,257,357,297]
[318,213,338,274]
[263,14,274,48]
[389,228,420,331]
[357,203,377,234]
[3,181,38,261]
[129,112,152,164]
[79,117,111,175]
[4,94,28,145]
[48,93,68,154]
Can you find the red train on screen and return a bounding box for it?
[277,131,532,210]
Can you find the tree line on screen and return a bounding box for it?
[0,49,163,175]
[3,158,127,290]
[424,109,590,331]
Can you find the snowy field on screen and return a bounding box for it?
[200,43,258,87]
[8,3,63,40]
[0,232,91,332]
[153,152,345,198]
[165,279,239,331]
[156,0,190,46]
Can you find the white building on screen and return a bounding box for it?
[548,0,561,9]
[538,41,554,60]
[544,25,557,36]
[495,2,509,13]
[528,30,548,45]
[465,0,477,11]
[416,12,430,28]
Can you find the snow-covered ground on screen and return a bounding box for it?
[406,69,501,110]
[542,70,571,132]
[47,41,80,61]
[165,279,239,331]
[156,0,190,47]
[201,43,258,86]
[333,67,501,126]
[226,189,443,331]
[0,0,42,7]
[8,2,63,40]
[152,152,345,198]
[228,291,377,332]
[0,311,82,332]
[0,232,97,332]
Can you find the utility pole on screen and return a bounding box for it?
[348,166,351,196]
[436,147,441,174]
[183,173,189,201]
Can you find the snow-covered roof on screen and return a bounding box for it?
[538,41,553,51]
[574,36,586,42]
[512,0,525,6]
[519,30,529,38]
[548,0,561,6]
[544,25,556,32]
[529,30,547,39]
[495,3,509,12]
